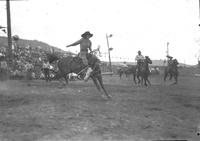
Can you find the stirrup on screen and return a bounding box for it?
[76,75,83,80]
[76,66,89,76]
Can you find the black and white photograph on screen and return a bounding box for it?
[0,0,200,140]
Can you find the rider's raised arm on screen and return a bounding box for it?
[66,38,83,47]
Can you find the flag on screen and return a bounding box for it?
[2,29,6,33]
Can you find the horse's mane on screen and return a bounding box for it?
[173,59,179,65]
[87,53,100,67]
[72,56,83,64]
[46,53,60,63]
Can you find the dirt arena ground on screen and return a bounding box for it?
[0,68,200,141]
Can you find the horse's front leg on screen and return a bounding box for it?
[173,74,178,84]
[146,77,151,86]
[139,74,144,85]
[58,72,68,88]
[64,74,69,85]
[96,75,111,99]
[91,76,101,91]
[144,79,147,86]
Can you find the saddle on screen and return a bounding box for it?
[136,61,143,73]
[69,53,100,78]
[71,56,83,64]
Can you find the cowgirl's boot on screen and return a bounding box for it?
[84,67,93,82]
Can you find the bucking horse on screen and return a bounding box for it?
[46,52,112,99]
[164,59,179,84]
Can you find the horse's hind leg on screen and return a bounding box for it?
[143,77,148,86]
[169,73,173,80]
[146,76,151,86]
[64,74,69,85]
[164,72,168,81]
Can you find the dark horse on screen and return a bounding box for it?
[117,65,144,85]
[47,53,112,99]
[164,59,179,84]
[135,56,152,86]
[117,67,129,79]
[120,65,138,82]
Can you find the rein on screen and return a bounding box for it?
[76,66,89,75]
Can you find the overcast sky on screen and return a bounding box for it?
[0,0,199,64]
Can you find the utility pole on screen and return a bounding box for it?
[106,34,113,72]
[1,0,25,68]
[6,0,13,68]
[166,42,169,56]
[198,0,200,66]
[198,0,200,26]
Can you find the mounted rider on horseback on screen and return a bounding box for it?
[166,55,173,65]
[164,55,179,83]
[166,55,179,72]
[135,50,145,73]
[66,31,94,81]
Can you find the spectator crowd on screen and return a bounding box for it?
[0,40,64,81]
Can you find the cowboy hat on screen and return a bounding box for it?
[166,55,173,59]
[138,50,141,53]
[81,31,93,38]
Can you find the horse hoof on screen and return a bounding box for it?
[107,95,112,99]
[58,85,64,89]
[101,95,111,100]
[101,95,107,99]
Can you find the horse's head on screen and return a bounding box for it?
[145,56,152,64]
[173,59,179,65]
